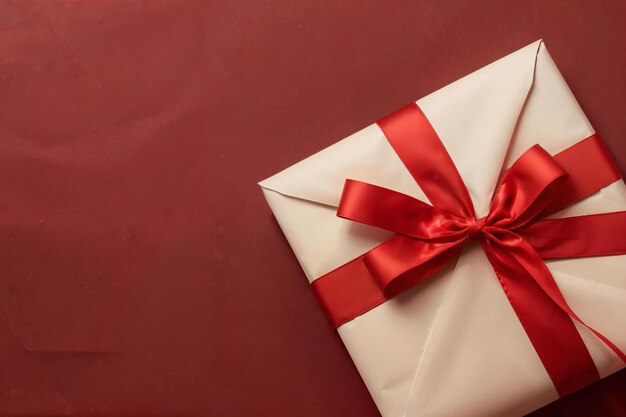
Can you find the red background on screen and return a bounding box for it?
[0,1,625,416]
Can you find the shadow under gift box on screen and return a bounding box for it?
[260,40,626,417]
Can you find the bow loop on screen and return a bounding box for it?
[487,145,568,229]
[338,179,466,241]
[363,235,464,298]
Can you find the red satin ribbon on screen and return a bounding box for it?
[312,102,626,397]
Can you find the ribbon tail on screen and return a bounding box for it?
[517,211,626,259]
[501,233,626,362]
[482,235,599,397]
[484,230,626,396]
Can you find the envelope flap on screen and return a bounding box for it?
[260,40,543,216]
[259,123,427,207]
[417,40,542,216]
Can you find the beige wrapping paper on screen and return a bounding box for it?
[259,40,626,417]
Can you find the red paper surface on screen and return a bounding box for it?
[0,1,624,416]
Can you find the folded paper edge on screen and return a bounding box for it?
[257,39,544,210]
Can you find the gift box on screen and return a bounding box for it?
[259,40,626,417]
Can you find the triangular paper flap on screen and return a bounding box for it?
[418,40,541,216]
[502,41,595,169]
[259,123,427,207]
[260,40,543,217]
[0,216,123,353]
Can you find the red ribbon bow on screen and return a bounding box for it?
[312,103,626,397]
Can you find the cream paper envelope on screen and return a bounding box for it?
[259,40,626,417]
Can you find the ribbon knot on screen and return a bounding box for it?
[327,103,626,397]
[465,216,485,240]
